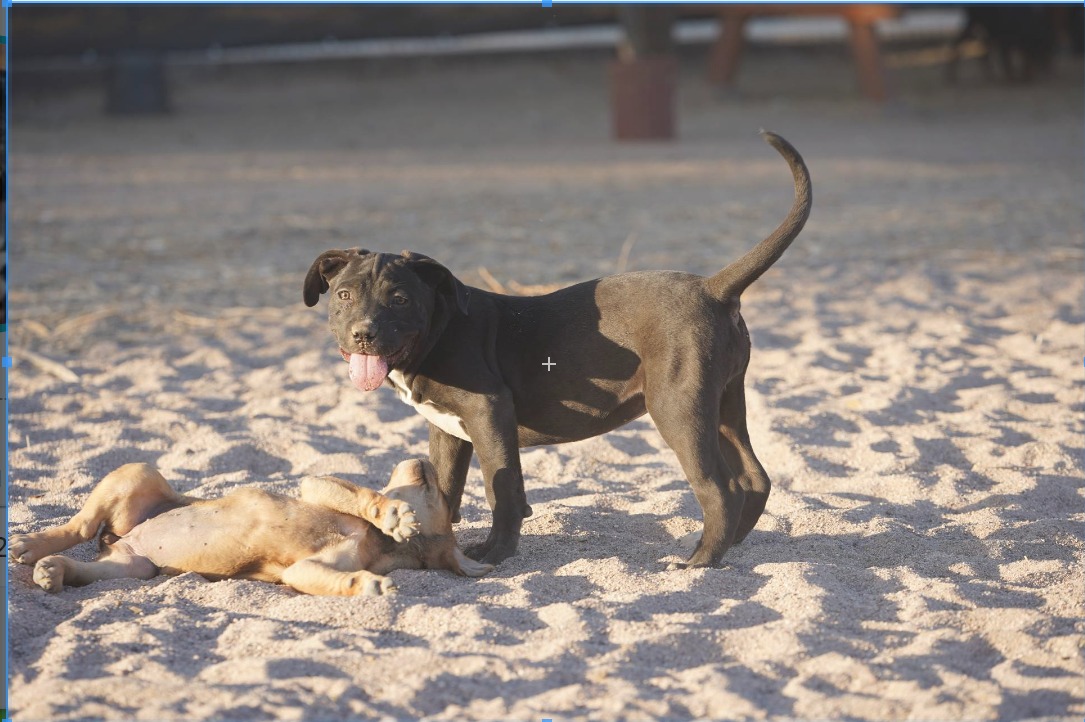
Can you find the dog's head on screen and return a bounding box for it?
[303,249,470,391]
[382,459,492,578]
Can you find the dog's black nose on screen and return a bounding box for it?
[351,321,377,344]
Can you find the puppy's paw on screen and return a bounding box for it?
[33,556,68,593]
[466,538,516,566]
[356,574,396,597]
[370,499,419,543]
[10,533,49,565]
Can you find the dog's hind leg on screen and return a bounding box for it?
[718,382,771,545]
[647,388,742,569]
[32,553,158,593]
[10,463,188,565]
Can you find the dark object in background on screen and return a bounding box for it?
[105,8,170,115]
[1062,5,1084,55]
[106,50,170,115]
[13,6,625,59]
[610,6,676,141]
[947,5,1056,83]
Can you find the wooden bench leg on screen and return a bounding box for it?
[708,15,747,86]
[847,20,888,102]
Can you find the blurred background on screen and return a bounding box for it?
[8,3,1084,339]
[8,10,1084,718]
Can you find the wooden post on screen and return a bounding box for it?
[707,5,896,102]
[707,13,747,86]
[847,18,888,102]
[616,6,675,59]
[610,7,677,141]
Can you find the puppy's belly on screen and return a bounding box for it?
[120,493,346,581]
[518,393,647,446]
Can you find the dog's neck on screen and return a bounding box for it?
[399,292,461,381]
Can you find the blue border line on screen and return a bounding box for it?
[6,0,1084,3]
[4,0,1082,4]
[4,0,8,713]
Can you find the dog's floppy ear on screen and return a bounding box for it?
[401,251,470,315]
[303,249,367,307]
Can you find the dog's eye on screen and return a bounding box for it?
[337,290,350,300]
[393,296,409,306]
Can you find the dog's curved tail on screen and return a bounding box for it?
[707,130,812,299]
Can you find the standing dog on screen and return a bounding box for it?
[304,131,811,568]
[10,459,491,595]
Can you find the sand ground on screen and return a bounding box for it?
[7,44,1084,720]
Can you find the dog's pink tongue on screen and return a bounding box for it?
[348,353,389,392]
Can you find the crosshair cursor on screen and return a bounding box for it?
[542,357,556,371]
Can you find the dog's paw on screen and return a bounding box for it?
[464,541,490,561]
[370,499,419,543]
[356,574,396,597]
[10,533,48,565]
[33,556,68,593]
[466,538,517,566]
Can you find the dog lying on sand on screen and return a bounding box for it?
[10,459,491,596]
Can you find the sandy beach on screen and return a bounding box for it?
[8,45,1084,719]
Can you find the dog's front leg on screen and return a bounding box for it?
[461,394,531,565]
[429,425,474,524]
[281,558,395,597]
[300,476,418,542]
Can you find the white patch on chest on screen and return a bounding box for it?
[387,370,472,442]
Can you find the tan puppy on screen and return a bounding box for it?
[10,459,492,596]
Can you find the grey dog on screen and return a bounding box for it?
[304,130,811,568]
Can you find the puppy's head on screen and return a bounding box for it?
[382,459,492,578]
[303,249,470,391]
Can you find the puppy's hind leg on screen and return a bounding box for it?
[10,463,189,565]
[33,553,158,593]
[718,381,771,545]
[647,387,741,569]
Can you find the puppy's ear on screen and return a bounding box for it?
[303,249,368,307]
[401,251,470,315]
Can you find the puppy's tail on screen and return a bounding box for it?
[707,130,812,299]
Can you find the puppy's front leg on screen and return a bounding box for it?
[300,476,418,542]
[463,393,531,565]
[429,426,474,524]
